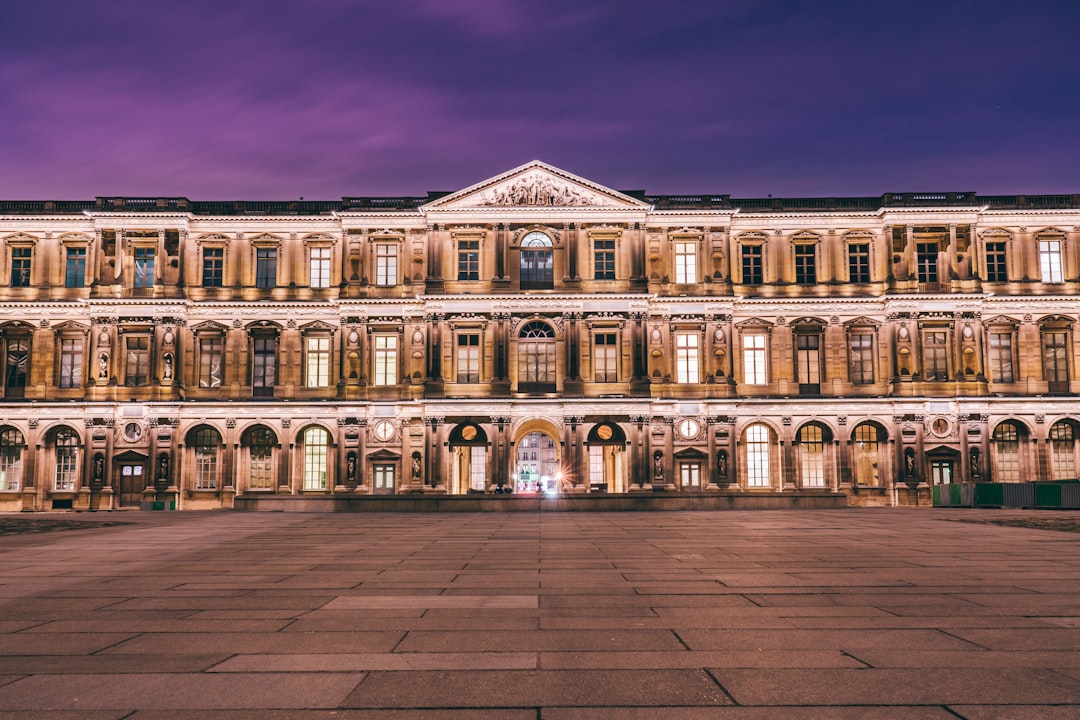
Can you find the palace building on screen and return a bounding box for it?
[0,160,1078,511]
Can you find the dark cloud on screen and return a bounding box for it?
[1,0,1077,199]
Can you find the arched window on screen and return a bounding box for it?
[798,424,826,488]
[244,426,276,490]
[1049,422,1076,480]
[303,427,330,490]
[54,428,80,491]
[0,428,24,491]
[745,424,770,488]
[520,232,553,290]
[193,427,221,490]
[518,321,556,392]
[853,423,880,486]
[992,422,1021,482]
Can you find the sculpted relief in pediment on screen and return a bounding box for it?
[479,172,604,207]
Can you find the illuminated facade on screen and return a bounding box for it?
[1,161,1078,510]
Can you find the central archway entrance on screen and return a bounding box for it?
[514,430,560,494]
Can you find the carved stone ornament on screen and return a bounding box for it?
[479,173,601,207]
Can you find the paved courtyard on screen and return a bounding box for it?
[0,508,1078,718]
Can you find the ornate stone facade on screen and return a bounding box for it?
[1,161,1078,510]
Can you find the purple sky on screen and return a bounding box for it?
[2,0,1077,200]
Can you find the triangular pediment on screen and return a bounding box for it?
[423,160,650,211]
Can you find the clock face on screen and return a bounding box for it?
[123,422,142,442]
[678,419,699,440]
[373,421,395,442]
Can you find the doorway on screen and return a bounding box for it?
[118,461,145,507]
[515,430,559,493]
[930,458,954,485]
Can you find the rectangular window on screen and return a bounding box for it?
[1043,331,1069,390]
[256,248,277,289]
[848,243,870,283]
[202,247,224,287]
[0,440,21,491]
[373,335,398,386]
[54,442,78,492]
[59,337,83,389]
[456,333,480,383]
[589,445,605,488]
[849,333,874,385]
[985,241,1007,282]
[199,337,223,388]
[375,243,397,286]
[679,463,701,488]
[794,245,816,284]
[917,242,938,283]
[923,330,948,381]
[252,337,276,396]
[4,339,28,395]
[305,336,330,388]
[133,248,155,288]
[988,332,1014,383]
[675,332,699,384]
[594,332,618,382]
[309,247,331,288]
[458,239,479,280]
[741,245,763,285]
[65,248,86,288]
[796,333,821,393]
[195,449,218,490]
[10,247,31,287]
[469,446,486,491]
[373,464,395,492]
[743,333,767,385]
[674,242,696,284]
[1040,239,1063,283]
[125,336,150,386]
[594,239,615,280]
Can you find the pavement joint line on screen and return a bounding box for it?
[703,667,740,706]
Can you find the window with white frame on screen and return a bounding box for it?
[993,422,1020,482]
[589,445,604,487]
[1039,238,1063,283]
[799,425,826,487]
[198,336,223,388]
[745,424,770,487]
[54,428,79,491]
[848,332,874,384]
[58,335,83,389]
[675,332,699,384]
[680,462,701,488]
[988,330,1015,383]
[305,335,330,388]
[456,332,480,383]
[375,243,398,286]
[742,333,767,385]
[673,241,697,283]
[1050,422,1076,480]
[373,334,398,386]
[469,446,486,491]
[309,246,331,288]
[303,427,329,490]
[0,428,23,491]
[593,332,618,382]
[922,330,949,381]
[193,427,221,490]
[853,423,880,486]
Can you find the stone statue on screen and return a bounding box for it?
[717,449,728,479]
[98,353,109,379]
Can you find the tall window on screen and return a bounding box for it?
[745,424,770,488]
[520,232,554,290]
[594,239,615,280]
[589,445,604,488]
[674,242,696,283]
[10,247,31,287]
[309,247,331,288]
[456,333,480,383]
[305,336,330,388]
[469,446,487,491]
[54,429,79,492]
[675,332,699,384]
[373,463,394,492]
[256,248,277,289]
[849,332,874,384]
[375,243,398,286]
[1040,239,1063,283]
[742,333,767,385]
[796,333,821,394]
[247,426,275,490]
[193,427,221,490]
[4,338,28,397]
[1050,422,1076,480]
[1043,330,1069,392]
[59,336,83,389]
[133,247,155,288]
[680,462,701,488]
[794,244,816,284]
[202,247,224,287]
[848,243,870,283]
[594,332,618,382]
[0,429,23,491]
[518,321,556,389]
[373,335,398,386]
[742,245,763,285]
[853,424,880,486]
[124,336,149,386]
[993,422,1020,482]
[252,336,276,396]
[923,330,948,381]
[988,331,1014,383]
[985,241,1007,282]
[303,427,329,490]
[199,337,223,388]
[917,242,938,283]
[799,425,825,488]
[65,247,86,288]
[458,239,479,280]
